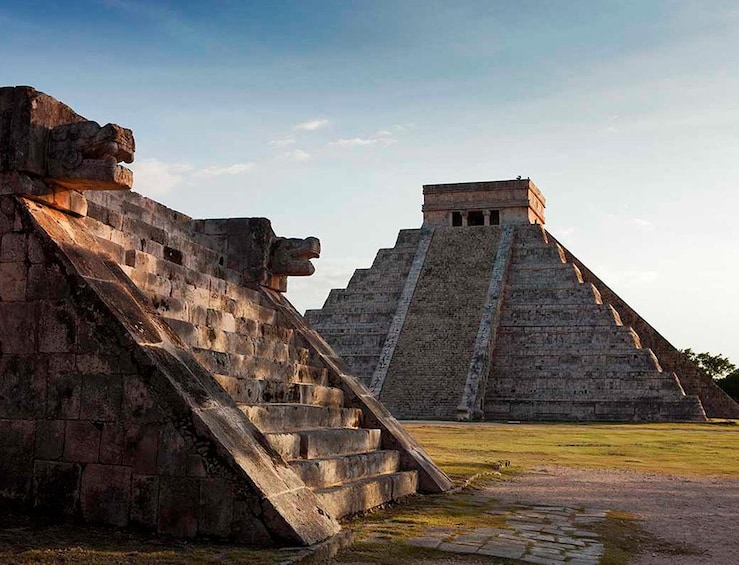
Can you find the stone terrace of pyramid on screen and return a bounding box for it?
[0,86,452,546]
[306,179,739,422]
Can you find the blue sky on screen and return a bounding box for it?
[4,1,739,363]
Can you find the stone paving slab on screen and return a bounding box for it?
[407,502,606,564]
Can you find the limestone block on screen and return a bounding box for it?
[35,420,66,460]
[0,420,35,500]
[32,460,81,517]
[80,464,132,527]
[131,474,159,529]
[0,355,46,418]
[158,477,199,538]
[198,478,234,537]
[64,420,101,463]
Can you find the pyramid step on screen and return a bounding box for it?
[214,374,344,407]
[313,471,418,519]
[240,404,363,433]
[507,263,583,286]
[511,243,566,263]
[493,349,661,371]
[505,284,602,305]
[289,450,401,488]
[495,325,641,351]
[489,367,669,381]
[265,428,382,459]
[500,304,622,327]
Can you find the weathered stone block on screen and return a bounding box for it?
[47,372,82,419]
[198,478,234,537]
[26,263,70,300]
[123,423,160,474]
[33,460,81,517]
[80,374,122,421]
[64,420,101,463]
[0,232,27,262]
[80,464,131,527]
[0,302,38,353]
[131,474,159,529]
[158,477,199,538]
[35,419,66,460]
[0,261,26,300]
[0,419,35,500]
[123,375,162,424]
[100,423,125,465]
[157,422,189,476]
[0,355,46,418]
[38,300,78,353]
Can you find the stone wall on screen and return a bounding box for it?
[0,195,280,543]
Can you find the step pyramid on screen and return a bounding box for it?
[0,86,451,546]
[306,179,739,422]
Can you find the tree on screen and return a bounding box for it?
[716,369,739,403]
[681,348,736,379]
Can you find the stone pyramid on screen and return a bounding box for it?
[0,86,451,546]
[306,179,739,422]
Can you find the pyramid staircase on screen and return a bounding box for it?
[484,224,705,421]
[80,190,426,519]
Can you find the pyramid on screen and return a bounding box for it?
[0,86,451,545]
[306,179,739,422]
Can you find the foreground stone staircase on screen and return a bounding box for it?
[81,191,423,519]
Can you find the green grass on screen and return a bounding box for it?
[405,421,739,482]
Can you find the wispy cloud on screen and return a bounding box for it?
[270,137,296,147]
[193,162,254,177]
[132,158,253,195]
[631,218,655,230]
[329,130,398,147]
[294,119,329,131]
[282,149,311,161]
[131,158,192,196]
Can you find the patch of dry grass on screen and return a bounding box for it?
[405,421,739,482]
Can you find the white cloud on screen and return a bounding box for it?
[132,158,193,196]
[329,134,398,147]
[193,162,254,177]
[270,137,296,147]
[631,218,654,230]
[283,149,311,161]
[294,119,329,131]
[131,158,253,195]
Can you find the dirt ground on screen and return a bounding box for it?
[482,465,739,565]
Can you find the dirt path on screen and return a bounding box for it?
[482,466,739,565]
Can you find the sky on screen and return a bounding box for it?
[3,0,739,364]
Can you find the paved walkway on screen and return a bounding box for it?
[407,503,606,565]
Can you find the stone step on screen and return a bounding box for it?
[495,326,641,350]
[511,243,566,263]
[513,225,549,245]
[240,404,363,433]
[310,321,391,334]
[492,349,661,371]
[505,284,602,305]
[313,471,418,519]
[506,263,584,286]
[488,374,685,400]
[485,397,706,422]
[214,374,344,407]
[489,367,668,381]
[289,450,401,488]
[265,428,382,459]
[500,304,622,326]
[193,348,328,385]
[310,301,400,315]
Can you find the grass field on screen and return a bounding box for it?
[405,420,739,483]
[1,421,737,564]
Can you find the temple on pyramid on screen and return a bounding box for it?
[306,179,739,422]
[0,86,451,545]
